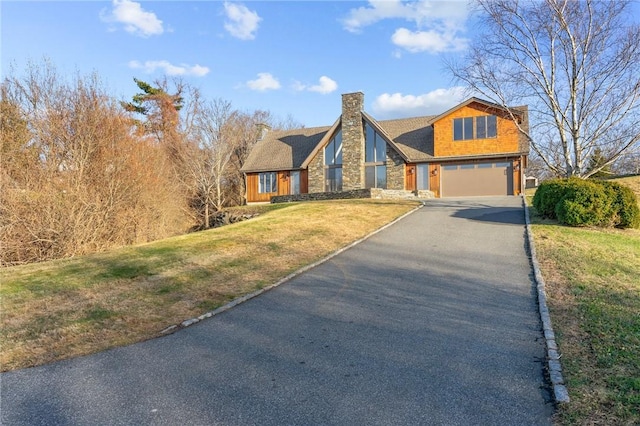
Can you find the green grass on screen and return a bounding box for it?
[0,199,418,371]
[529,175,640,425]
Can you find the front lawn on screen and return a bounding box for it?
[0,199,417,371]
[530,175,640,425]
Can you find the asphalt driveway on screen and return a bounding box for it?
[1,197,554,425]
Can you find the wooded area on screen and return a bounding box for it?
[0,61,297,266]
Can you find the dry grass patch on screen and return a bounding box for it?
[1,199,417,371]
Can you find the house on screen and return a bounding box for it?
[241,92,529,202]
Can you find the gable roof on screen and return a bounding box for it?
[431,97,526,123]
[375,115,437,162]
[241,97,529,174]
[241,125,331,173]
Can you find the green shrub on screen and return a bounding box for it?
[599,181,640,229]
[533,177,640,228]
[555,179,615,226]
[533,178,575,218]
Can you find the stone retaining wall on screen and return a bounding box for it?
[271,189,372,203]
[271,189,435,203]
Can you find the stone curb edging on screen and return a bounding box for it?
[522,196,570,404]
[160,202,425,335]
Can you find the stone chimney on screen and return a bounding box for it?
[255,123,271,141]
[341,92,365,190]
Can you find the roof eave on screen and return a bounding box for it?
[432,97,525,123]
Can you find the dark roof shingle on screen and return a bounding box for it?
[241,126,331,173]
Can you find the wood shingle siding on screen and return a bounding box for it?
[433,103,522,158]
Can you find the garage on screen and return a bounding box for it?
[441,161,513,197]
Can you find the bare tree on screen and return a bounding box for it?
[1,61,190,265]
[180,98,236,228]
[450,0,640,178]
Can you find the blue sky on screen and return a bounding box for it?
[2,0,475,127]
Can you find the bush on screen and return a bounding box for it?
[554,179,615,226]
[534,177,640,228]
[533,178,576,219]
[599,181,640,229]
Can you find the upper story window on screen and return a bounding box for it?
[364,122,387,189]
[324,129,343,192]
[365,122,386,163]
[324,130,342,166]
[453,115,497,141]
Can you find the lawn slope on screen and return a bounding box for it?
[531,175,640,425]
[1,199,417,371]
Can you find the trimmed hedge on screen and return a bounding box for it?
[532,178,577,218]
[554,179,614,226]
[601,181,640,229]
[533,178,640,228]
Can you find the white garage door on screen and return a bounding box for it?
[442,161,513,197]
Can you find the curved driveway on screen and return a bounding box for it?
[1,197,553,425]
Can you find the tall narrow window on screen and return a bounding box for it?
[487,115,497,137]
[325,130,343,192]
[258,172,276,193]
[364,122,387,189]
[290,171,300,195]
[476,115,497,138]
[417,164,429,190]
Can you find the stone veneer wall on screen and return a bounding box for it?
[386,147,405,190]
[341,92,365,190]
[271,189,371,203]
[307,150,325,194]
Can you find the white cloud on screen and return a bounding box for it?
[101,0,163,37]
[224,2,261,40]
[342,0,414,33]
[391,28,468,53]
[293,76,338,95]
[372,87,466,118]
[246,73,281,91]
[309,76,338,94]
[128,60,210,77]
[342,0,468,54]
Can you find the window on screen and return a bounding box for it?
[453,117,474,140]
[453,115,497,140]
[365,165,387,189]
[325,130,342,166]
[326,167,342,192]
[364,122,387,189]
[476,115,497,138]
[325,130,343,192]
[417,164,429,190]
[258,172,276,193]
[290,171,300,195]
